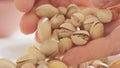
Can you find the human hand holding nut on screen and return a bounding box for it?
[14,0,120,66]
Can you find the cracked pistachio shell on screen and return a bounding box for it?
[26,45,46,61]
[58,29,73,39]
[94,8,112,23]
[0,59,16,68]
[108,60,120,68]
[58,7,67,15]
[71,30,90,46]
[83,17,99,31]
[69,65,78,68]
[48,60,68,68]
[51,14,65,29]
[59,38,73,53]
[71,13,85,27]
[16,54,38,65]
[87,66,95,68]
[79,62,89,68]
[60,23,76,31]
[21,63,36,68]
[35,4,59,18]
[37,18,51,42]
[80,8,92,16]
[39,39,59,57]
[90,21,104,39]
[67,4,80,18]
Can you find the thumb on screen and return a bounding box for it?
[91,0,120,8]
[62,25,120,66]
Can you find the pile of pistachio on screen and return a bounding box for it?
[0,4,119,68]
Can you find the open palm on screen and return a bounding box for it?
[14,0,120,66]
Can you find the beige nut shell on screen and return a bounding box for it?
[94,8,112,23]
[60,23,76,31]
[71,30,90,46]
[59,38,73,53]
[21,62,36,68]
[0,58,16,68]
[39,39,59,57]
[71,12,85,27]
[51,14,65,29]
[37,18,52,42]
[90,21,104,39]
[58,7,67,15]
[36,4,59,18]
[48,60,68,68]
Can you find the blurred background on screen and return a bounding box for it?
[0,0,35,61]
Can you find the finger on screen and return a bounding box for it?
[20,11,39,34]
[105,19,120,35]
[49,0,91,7]
[14,0,35,12]
[91,0,120,8]
[63,25,120,66]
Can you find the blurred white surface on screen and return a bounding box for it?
[0,30,36,61]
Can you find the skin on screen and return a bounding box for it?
[14,0,120,66]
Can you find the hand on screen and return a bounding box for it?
[14,0,120,66]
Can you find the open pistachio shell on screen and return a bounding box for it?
[60,23,76,31]
[71,30,90,46]
[90,22,104,39]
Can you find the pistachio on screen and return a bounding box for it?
[50,14,65,29]
[108,60,120,68]
[37,64,48,68]
[52,29,59,40]
[60,23,76,31]
[16,54,38,65]
[37,18,51,42]
[94,8,112,23]
[20,62,36,68]
[71,12,85,27]
[39,39,59,57]
[64,19,72,24]
[36,4,59,18]
[89,21,104,39]
[48,60,68,68]
[80,8,92,16]
[71,30,90,46]
[59,38,73,53]
[58,7,67,15]
[37,61,48,65]
[58,29,73,39]
[83,17,99,31]
[67,4,80,18]
[26,45,46,61]
[0,58,16,68]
